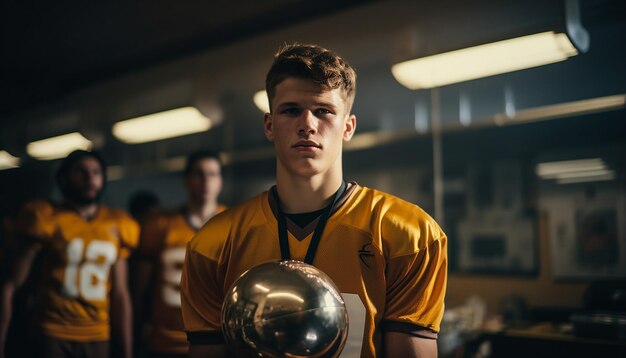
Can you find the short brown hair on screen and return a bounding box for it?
[184,149,222,175]
[265,43,357,112]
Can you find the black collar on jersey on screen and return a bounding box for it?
[61,201,101,222]
[271,180,346,265]
[285,207,326,228]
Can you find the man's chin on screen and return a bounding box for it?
[290,166,322,178]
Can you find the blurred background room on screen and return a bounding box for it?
[1,0,625,356]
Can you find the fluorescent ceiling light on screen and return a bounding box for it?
[0,150,20,170]
[536,158,605,178]
[557,172,615,184]
[500,94,626,124]
[253,90,270,113]
[113,107,211,144]
[27,132,93,160]
[392,31,578,90]
[553,168,614,180]
[536,158,616,184]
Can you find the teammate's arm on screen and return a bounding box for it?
[0,241,41,358]
[129,255,154,356]
[384,331,437,357]
[110,258,133,358]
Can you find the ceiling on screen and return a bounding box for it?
[0,0,377,117]
[0,0,624,158]
[2,0,622,118]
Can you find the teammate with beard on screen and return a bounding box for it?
[0,150,139,358]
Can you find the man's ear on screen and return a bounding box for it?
[263,113,274,141]
[343,114,356,141]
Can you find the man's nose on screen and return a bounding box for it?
[85,171,100,182]
[298,110,317,136]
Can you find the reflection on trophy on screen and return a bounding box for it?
[222,260,348,357]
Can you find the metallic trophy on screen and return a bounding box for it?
[222,260,349,357]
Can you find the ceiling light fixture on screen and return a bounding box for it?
[0,150,20,170]
[112,106,211,144]
[536,158,616,184]
[253,90,270,113]
[27,132,93,160]
[536,158,605,178]
[496,94,626,124]
[557,172,615,184]
[392,0,589,90]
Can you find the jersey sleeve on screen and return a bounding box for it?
[180,239,225,344]
[381,204,448,335]
[14,199,56,244]
[117,211,140,259]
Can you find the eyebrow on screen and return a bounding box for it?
[275,101,300,109]
[275,101,338,109]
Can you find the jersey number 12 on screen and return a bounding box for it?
[62,238,118,301]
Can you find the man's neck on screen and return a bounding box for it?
[186,200,218,228]
[275,171,343,214]
[66,201,99,220]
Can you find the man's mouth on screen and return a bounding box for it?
[293,140,321,149]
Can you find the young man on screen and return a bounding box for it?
[181,44,448,357]
[132,150,225,357]
[0,150,139,358]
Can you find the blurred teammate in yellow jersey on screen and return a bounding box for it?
[181,44,448,357]
[132,150,225,357]
[0,150,139,358]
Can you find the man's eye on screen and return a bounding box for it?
[281,108,301,115]
[315,108,332,116]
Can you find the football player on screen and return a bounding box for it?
[132,150,225,357]
[0,150,139,358]
[181,44,448,357]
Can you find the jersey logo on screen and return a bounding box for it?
[358,243,374,269]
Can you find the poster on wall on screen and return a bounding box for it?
[452,160,538,275]
[542,185,626,280]
[456,215,537,275]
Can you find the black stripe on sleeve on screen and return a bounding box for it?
[186,331,226,345]
[381,320,439,340]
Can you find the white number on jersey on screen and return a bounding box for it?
[62,238,118,301]
[340,293,366,357]
[161,246,186,307]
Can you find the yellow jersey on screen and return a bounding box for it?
[181,183,447,357]
[14,200,139,341]
[137,205,226,354]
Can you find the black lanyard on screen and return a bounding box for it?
[271,181,346,265]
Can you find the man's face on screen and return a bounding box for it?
[64,156,104,205]
[264,77,356,178]
[185,158,222,204]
